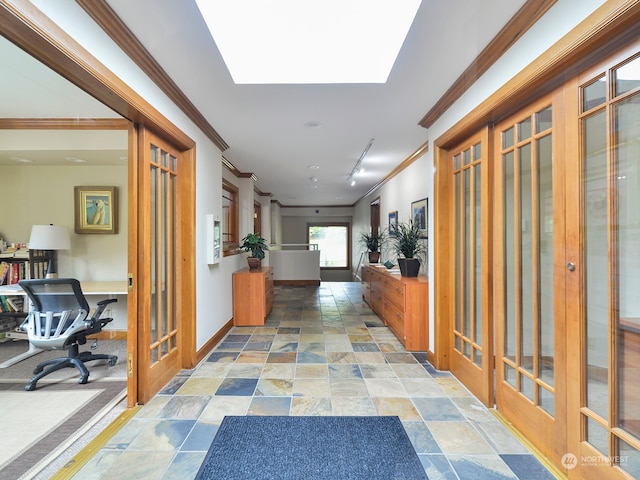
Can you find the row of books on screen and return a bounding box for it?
[0,260,33,285]
[0,295,24,313]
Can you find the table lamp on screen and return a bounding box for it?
[28,224,71,278]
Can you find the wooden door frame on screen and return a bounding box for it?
[1,0,197,406]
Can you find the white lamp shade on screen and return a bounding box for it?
[28,225,71,250]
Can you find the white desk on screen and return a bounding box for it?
[0,280,128,368]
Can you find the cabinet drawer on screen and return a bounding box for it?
[384,300,405,342]
[385,278,405,310]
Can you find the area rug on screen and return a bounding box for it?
[0,380,126,479]
[195,415,428,480]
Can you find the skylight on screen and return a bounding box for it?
[194,0,422,84]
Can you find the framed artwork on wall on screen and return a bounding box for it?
[411,198,428,238]
[388,211,398,236]
[74,186,118,234]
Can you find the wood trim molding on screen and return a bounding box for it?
[0,0,195,150]
[195,319,234,364]
[434,0,640,149]
[419,0,557,129]
[75,0,228,152]
[0,118,129,129]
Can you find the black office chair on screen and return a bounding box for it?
[18,278,118,391]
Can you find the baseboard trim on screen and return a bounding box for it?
[195,318,233,364]
[88,330,127,341]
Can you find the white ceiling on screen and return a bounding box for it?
[1,0,527,206]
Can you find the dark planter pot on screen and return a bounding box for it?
[368,251,381,263]
[247,257,262,270]
[397,258,420,277]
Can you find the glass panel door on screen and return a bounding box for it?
[572,52,640,479]
[449,128,493,406]
[494,97,565,464]
[137,127,182,403]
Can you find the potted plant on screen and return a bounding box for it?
[359,230,385,263]
[239,232,269,270]
[390,220,426,277]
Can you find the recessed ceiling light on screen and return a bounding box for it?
[304,121,322,129]
[10,156,33,163]
[66,157,87,163]
[308,165,320,169]
[195,0,422,84]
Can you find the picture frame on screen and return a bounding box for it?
[388,211,398,236]
[411,198,428,238]
[74,186,118,234]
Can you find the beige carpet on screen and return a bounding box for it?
[0,381,126,479]
[0,339,127,479]
[0,388,101,465]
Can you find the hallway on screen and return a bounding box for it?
[69,283,557,479]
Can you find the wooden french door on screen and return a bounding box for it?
[449,128,493,406]
[494,94,567,464]
[564,44,640,480]
[136,127,183,403]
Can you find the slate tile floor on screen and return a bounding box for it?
[70,282,557,480]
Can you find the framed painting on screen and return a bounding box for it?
[74,186,118,234]
[411,198,428,238]
[388,211,398,236]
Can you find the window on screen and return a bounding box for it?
[222,180,238,255]
[307,223,350,269]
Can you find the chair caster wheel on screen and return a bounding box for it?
[25,382,36,391]
[78,376,89,385]
[108,356,118,367]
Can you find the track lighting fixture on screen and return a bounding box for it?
[347,138,374,186]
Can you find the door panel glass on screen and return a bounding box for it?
[518,117,532,141]
[583,76,607,112]
[618,438,640,477]
[583,110,609,421]
[504,151,517,362]
[539,385,554,416]
[538,134,554,387]
[614,55,640,97]
[455,173,461,351]
[463,168,471,343]
[519,143,533,375]
[614,94,640,440]
[474,164,482,351]
[586,417,609,455]
[536,106,553,132]
[150,161,158,347]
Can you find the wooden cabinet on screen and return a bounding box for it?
[361,264,428,351]
[232,267,274,326]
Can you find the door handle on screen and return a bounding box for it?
[567,262,575,272]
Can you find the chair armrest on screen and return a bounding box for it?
[93,298,118,319]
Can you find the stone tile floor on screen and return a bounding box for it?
[69,282,557,479]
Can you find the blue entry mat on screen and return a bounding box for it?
[195,415,428,480]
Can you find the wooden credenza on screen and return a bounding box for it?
[361,264,428,351]
[232,266,274,326]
